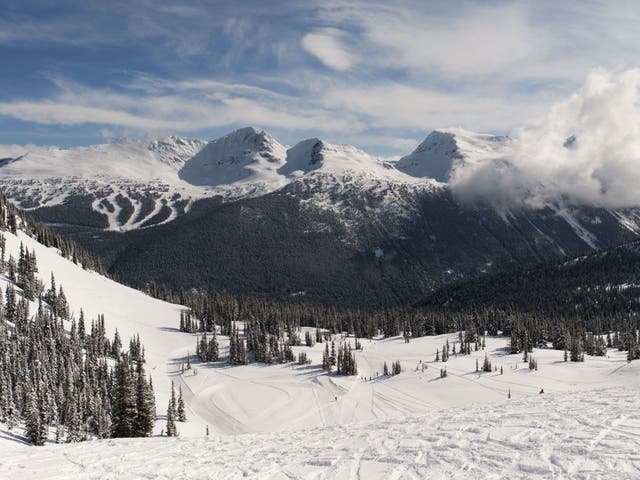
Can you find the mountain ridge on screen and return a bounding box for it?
[4,126,640,306]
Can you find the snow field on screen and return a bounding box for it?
[2,386,639,479]
[173,329,639,436]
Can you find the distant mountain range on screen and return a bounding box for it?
[0,126,504,231]
[2,127,640,306]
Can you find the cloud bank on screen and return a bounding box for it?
[451,69,640,209]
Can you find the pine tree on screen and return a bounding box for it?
[209,331,219,361]
[322,343,331,371]
[482,353,492,372]
[112,329,122,358]
[177,386,186,422]
[25,388,46,446]
[330,341,336,366]
[134,361,155,437]
[112,356,137,438]
[166,401,177,437]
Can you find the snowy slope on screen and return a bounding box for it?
[170,332,639,436]
[2,220,637,443]
[0,228,197,432]
[0,136,208,231]
[2,386,638,479]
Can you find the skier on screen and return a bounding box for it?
[539,388,544,394]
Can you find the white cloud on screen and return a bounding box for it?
[0,76,362,137]
[451,69,640,208]
[0,101,177,130]
[322,82,546,133]
[363,4,538,77]
[301,28,353,71]
[6,0,640,162]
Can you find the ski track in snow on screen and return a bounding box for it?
[2,387,639,479]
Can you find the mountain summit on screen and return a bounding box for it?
[396,128,513,182]
[178,126,287,189]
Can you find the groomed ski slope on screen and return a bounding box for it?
[170,330,639,437]
[2,386,639,479]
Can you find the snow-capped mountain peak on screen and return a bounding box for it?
[178,126,287,188]
[396,127,513,182]
[279,137,398,180]
[0,135,206,180]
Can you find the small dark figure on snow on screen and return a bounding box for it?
[539,388,544,394]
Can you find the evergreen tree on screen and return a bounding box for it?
[177,386,186,422]
[25,388,46,446]
[482,353,492,372]
[166,401,177,437]
[134,361,155,437]
[112,356,138,438]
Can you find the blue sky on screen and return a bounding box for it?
[1,0,639,155]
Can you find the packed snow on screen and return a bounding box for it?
[2,386,638,479]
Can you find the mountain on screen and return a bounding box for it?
[0,135,207,230]
[3,127,640,306]
[396,128,513,182]
[178,126,288,194]
[0,127,436,232]
[280,137,400,178]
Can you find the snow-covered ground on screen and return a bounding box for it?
[2,226,640,478]
[170,332,639,437]
[2,386,639,479]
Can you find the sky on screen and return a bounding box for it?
[1,0,640,156]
